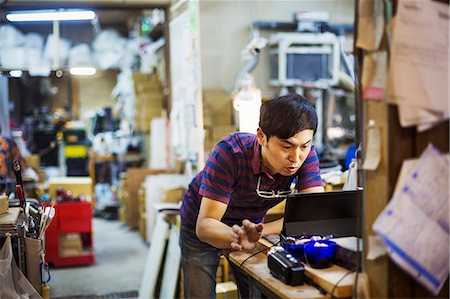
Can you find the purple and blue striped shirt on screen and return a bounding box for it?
[180,132,323,228]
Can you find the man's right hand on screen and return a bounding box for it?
[231,220,264,251]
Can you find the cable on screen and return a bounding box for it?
[330,267,358,299]
[238,240,280,269]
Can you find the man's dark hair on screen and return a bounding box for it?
[259,94,318,140]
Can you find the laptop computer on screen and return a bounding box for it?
[282,190,362,238]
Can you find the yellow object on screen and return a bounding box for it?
[42,283,50,299]
[0,193,8,215]
[64,145,88,158]
[216,281,238,299]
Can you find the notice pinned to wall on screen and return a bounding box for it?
[362,120,381,171]
[373,144,449,295]
[387,0,449,129]
[356,0,385,51]
[362,51,387,100]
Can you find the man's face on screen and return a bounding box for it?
[257,128,314,176]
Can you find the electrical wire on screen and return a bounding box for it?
[330,267,358,299]
[238,239,280,269]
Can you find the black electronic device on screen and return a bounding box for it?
[282,190,361,238]
[267,246,305,286]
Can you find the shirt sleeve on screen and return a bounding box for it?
[198,140,236,204]
[297,145,323,190]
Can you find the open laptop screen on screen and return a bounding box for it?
[282,190,362,238]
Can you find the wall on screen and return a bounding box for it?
[199,0,355,95]
[75,71,118,121]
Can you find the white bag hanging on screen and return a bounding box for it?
[0,235,42,299]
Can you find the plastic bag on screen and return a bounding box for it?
[0,235,42,299]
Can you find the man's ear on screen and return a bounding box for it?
[256,127,266,146]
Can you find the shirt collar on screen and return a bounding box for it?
[251,138,262,175]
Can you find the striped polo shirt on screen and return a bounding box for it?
[180,132,323,229]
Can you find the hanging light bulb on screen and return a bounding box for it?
[233,74,262,134]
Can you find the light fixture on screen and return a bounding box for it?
[6,9,96,22]
[233,74,262,134]
[69,67,96,76]
[9,70,23,78]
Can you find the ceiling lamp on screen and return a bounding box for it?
[6,9,96,22]
[69,67,96,76]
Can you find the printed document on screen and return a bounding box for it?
[387,0,449,124]
[373,144,449,295]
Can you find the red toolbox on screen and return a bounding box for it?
[45,201,95,267]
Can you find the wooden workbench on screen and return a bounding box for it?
[228,240,355,298]
[229,246,326,299]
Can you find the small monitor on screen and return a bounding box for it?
[282,190,362,238]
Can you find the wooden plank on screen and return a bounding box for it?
[138,212,170,299]
[159,224,181,299]
[0,207,20,226]
[229,249,326,299]
[304,265,354,298]
[364,100,390,299]
[126,168,167,229]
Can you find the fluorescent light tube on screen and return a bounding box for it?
[6,10,96,22]
[70,67,96,76]
[9,70,23,78]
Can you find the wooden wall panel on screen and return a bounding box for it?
[387,106,449,298]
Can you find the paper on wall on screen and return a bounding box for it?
[387,0,449,114]
[373,144,449,295]
[366,235,387,261]
[362,123,381,171]
[397,104,449,130]
[356,0,385,51]
[362,51,387,100]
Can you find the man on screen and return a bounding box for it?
[180,94,324,298]
[0,126,25,193]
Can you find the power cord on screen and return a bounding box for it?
[238,240,280,269]
[330,266,358,299]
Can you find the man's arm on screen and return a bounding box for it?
[300,186,325,193]
[196,197,242,250]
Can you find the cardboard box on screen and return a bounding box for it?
[162,187,185,203]
[216,281,238,299]
[203,89,233,126]
[133,73,162,94]
[48,177,92,199]
[211,125,236,142]
[25,154,40,170]
[125,168,169,230]
[59,233,83,256]
[0,193,8,215]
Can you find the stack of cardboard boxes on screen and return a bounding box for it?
[202,89,236,152]
[117,173,128,224]
[137,182,146,240]
[133,72,165,133]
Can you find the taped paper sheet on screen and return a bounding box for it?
[397,103,449,130]
[373,144,449,295]
[388,0,449,113]
[366,235,387,261]
[356,0,385,51]
[362,123,381,170]
[362,51,387,100]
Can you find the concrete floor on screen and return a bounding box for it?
[49,218,149,298]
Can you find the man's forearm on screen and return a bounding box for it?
[196,217,238,249]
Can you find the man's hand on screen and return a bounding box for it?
[242,219,264,242]
[231,220,264,251]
